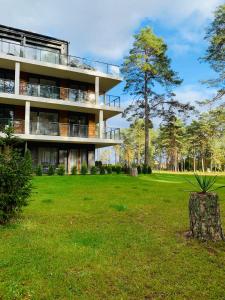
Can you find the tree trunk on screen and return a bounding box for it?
[201,157,205,172]
[189,192,224,241]
[144,73,150,167]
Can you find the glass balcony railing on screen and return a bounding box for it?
[30,122,96,138]
[0,39,121,77]
[20,83,121,107]
[20,83,96,104]
[104,128,121,140]
[0,118,24,133]
[29,121,120,140]
[0,79,15,94]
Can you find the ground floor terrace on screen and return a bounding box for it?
[27,142,95,173]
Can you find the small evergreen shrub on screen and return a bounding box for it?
[137,165,142,174]
[142,164,148,174]
[100,166,106,175]
[95,161,102,168]
[107,165,112,174]
[71,165,77,175]
[0,149,33,224]
[81,163,88,175]
[90,166,97,175]
[115,165,122,174]
[57,165,65,176]
[147,166,152,174]
[35,165,43,176]
[112,165,116,173]
[48,165,55,176]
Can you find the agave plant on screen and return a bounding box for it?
[185,174,225,193]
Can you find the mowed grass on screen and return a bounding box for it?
[0,174,225,300]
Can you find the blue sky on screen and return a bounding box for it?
[0,0,223,129]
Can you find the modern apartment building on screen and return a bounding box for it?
[0,24,122,172]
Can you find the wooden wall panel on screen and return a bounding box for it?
[88,114,96,137]
[59,111,68,136]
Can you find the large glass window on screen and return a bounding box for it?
[69,113,88,137]
[38,147,58,167]
[30,110,58,135]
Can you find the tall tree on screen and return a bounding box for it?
[121,27,182,166]
[158,115,185,171]
[202,4,225,105]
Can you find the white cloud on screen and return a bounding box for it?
[175,84,217,106]
[0,0,223,60]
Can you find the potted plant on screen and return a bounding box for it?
[186,174,225,241]
[130,163,138,177]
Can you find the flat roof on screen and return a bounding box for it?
[0,24,68,45]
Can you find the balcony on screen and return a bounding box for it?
[0,118,24,134]
[29,121,120,140]
[0,79,14,94]
[0,39,120,77]
[19,83,121,108]
[20,83,96,104]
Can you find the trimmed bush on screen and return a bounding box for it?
[137,165,142,174]
[95,161,102,168]
[115,165,122,174]
[142,164,148,174]
[81,163,88,175]
[35,165,43,176]
[57,165,65,176]
[90,166,97,175]
[106,165,112,174]
[48,165,55,176]
[100,166,106,175]
[147,166,152,174]
[71,166,77,175]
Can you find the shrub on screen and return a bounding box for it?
[48,165,55,176]
[142,164,148,174]
[137,165,142,174]
[81,162,88,175]
[35,165,43,176]
[90,166,97,175]
[115,165,122,174]
[147,166,152,174]
[57,164,65,176]
[71,165,77,175]
[100,166,106,175]
[0,149,33,224]
[122,164,129,174]
[112,165,116,173]
[95,161,102,168]
[106,165,112,174]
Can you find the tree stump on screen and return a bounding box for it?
[130,167,138,177]
[189,192,224,241]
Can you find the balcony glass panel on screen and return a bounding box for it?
[0,39,121,77]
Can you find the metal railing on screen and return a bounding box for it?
[0,79,15,94]
[0,118,24,133]
[105,95,120,107]
[20,83,96,104]
[29,121,120,140]
[30,122,96,138]
[20,83,121,107]
[0,39,121,77]
[104,128,120,140]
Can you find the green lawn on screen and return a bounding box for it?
[0,174,225,300]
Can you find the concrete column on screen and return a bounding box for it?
[25,101,30,135]
[95,76,99,104]
[99,110,104,139]
[15,62,20,95]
